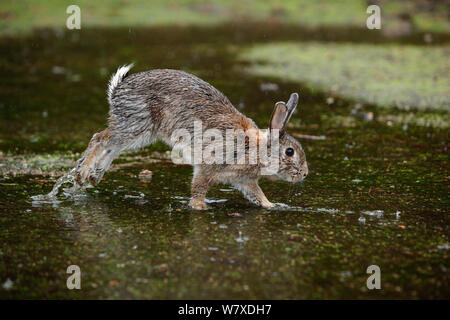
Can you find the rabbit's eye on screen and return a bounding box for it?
[285,148,294,157]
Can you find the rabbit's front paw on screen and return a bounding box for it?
[74,157,105,187]
[189,198,209,210]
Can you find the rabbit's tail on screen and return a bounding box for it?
[107,63,134,105]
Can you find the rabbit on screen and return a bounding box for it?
[74,64,308,210]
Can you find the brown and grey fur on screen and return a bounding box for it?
[75,65,308,210]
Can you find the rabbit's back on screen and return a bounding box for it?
[109,69,256,140]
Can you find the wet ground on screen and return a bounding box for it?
[0,24,448,299]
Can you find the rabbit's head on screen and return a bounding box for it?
[269,93,308,183]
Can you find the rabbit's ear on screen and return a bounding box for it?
[269,102,288,130]
[284,92,299,125]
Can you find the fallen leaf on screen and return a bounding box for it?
[228,212,243,218]
[109,280,119,286]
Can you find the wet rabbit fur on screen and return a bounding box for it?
[74,65,308,209]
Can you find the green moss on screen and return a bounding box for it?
[241,42,450,111]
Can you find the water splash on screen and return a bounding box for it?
[270,203,396,222]
[30,167,84,203]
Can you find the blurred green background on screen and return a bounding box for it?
[1,0,450,35]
